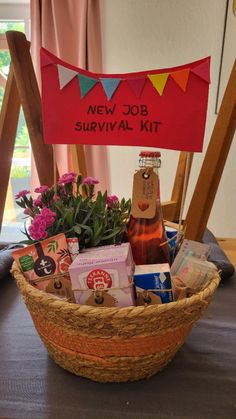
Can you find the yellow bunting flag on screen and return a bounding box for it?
[171,69,190,92]
[148,73,169,96]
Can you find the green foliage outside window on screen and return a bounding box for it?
[0,21,30,178]
[0,21,24,34]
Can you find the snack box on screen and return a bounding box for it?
[69,243,135,307]
[134,263,173,304]
[12,233,72,291]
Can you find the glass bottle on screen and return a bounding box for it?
[127,150,170,265]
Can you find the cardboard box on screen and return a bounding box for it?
[134,263,173,304]
[69,243,135,307]
[12,233,71,291]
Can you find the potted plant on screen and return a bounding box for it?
[15,172,131,249]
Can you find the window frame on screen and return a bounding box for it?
[0,3,30,39]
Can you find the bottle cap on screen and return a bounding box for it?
[139,150,161,158]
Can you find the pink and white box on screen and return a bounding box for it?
[68,243,135,307]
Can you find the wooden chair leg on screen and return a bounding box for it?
[76,144,87,177]
[6,30,58,187]
[184,59,236,241]
[70,144,88,177]
[162,151,193,222]
[0,65,21,232]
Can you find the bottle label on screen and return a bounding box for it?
[131,168,158,219]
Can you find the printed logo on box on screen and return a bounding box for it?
[87,269,112,290]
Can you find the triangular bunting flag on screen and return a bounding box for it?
[57,64,78,89]
[148,73,169,96]
[78,74,98,98]
[171,69,190,92]
[127,77,146,97]
[41,49,54,67]
[100,78,121,100]
[191,61,210,83]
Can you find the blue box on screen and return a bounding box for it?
[134,264,173,304]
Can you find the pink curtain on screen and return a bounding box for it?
[30,0,110,193]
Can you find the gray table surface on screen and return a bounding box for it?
[0,274,235,419]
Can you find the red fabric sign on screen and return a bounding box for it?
[41,48,210,152]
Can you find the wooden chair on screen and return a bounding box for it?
[0,31,87,231]
[0,30,235,241]
[164,59,236,241]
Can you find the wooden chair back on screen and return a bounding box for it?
[0,30,235,242]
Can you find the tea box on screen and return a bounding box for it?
[69,243,135,307]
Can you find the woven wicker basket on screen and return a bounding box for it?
[11,262,220,383]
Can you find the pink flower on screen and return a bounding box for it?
[28,225,47,241]
[29,215,48,241]
[28,208,56,240]
[32,214,47,230]
[34,185,49,194]
[107,195,119,208]
[33,196,42,207]
[41,207,57,227]
[53,195,60,201]
[15,190,30,199]
[58,172,77,185]
[82,177,99,185]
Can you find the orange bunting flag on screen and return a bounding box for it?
[148,73,169,96]
[171,69,190,92]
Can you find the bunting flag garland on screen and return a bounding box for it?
[127,77,146,97]
[170,68,190,92]
[78,74,98,98]
[191,61,211,83]
[41,52,54,68]
[41,47,211,152]
[100,78,121,100]
[57,64,78,90]
[148,73,169,96]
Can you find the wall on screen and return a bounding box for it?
[100,0,236,237]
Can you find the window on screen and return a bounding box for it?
[0,2,30,243]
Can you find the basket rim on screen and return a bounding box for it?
[11,261,220,316]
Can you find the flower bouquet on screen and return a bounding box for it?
[15,172,131,249]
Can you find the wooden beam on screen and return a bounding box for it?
[0,65,21,231]
[170,151,193,222]
[162,152,193,222]
[162,200,178,221]
[75,144,87,177]
[70,144,88,178]
[184,59,236,241]
[6,30,58,186]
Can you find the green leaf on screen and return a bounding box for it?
[73,225,82,235]
[101,227,121,240]
[20,239,34,245]
[22,222,32,240]
[78,224,93,234]
[64,208,74,227]
[16,200,26,209]
[54,202,65,215]
[54,218,64,233]
[74,197,82,219]
[47,240,58,253]
[82,206,94,225]
[94,223,104,240]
